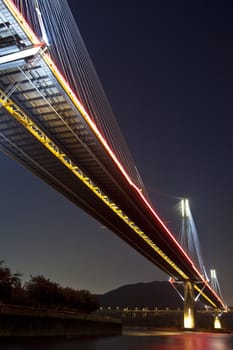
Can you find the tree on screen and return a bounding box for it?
[78,289,99,312]
[60,287,99,312]
[24,275,63,306]
[61,286,81,309]
[0,261,99,312]
[0,260,22,303]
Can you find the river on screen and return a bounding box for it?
[0,329,232,350]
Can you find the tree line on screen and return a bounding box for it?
[0,261,99,312]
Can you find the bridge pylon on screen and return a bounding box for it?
[176,199,225,329]
[210,269,224,329]
[180,199,196,329]
[171,198,208,329]
[214,314,222,329]
[169,278,196,329]
[183,280,195,329]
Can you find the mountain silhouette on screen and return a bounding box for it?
[97,281,184,309]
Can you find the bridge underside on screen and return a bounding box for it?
[0,0,225,310]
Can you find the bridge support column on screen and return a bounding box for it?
[214,315,222,329]
[213,312,222,329]
[183,280,195,329]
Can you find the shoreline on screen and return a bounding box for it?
[0,304,122,338]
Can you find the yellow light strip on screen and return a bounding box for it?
[0,89,188,281]
[194,284,217,308]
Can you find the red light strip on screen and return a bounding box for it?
[3,0,225,308]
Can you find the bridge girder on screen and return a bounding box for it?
[0,0,225,310]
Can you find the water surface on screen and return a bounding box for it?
[0,329,232,350]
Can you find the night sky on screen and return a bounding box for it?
[1,0,233,305]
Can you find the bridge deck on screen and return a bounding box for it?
[0,0,225,309]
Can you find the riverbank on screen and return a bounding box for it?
[0,304,122,338]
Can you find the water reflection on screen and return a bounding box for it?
[0,331,231,350]
[144,333,230,350]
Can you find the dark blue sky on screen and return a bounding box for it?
[1,0,233,305]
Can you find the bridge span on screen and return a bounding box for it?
[0,0,226,326]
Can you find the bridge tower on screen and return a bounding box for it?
[173,199,226,330]
[210,269,223,329]
[181,199,195,329]
[183,280,195,329]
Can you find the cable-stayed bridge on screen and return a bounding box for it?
[0,0,226,328]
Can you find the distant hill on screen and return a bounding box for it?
[97,281,184,309]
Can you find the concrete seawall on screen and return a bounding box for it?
[0,305,122,338]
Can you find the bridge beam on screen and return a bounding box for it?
[0,44,42,66]
[183,280,195,329]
